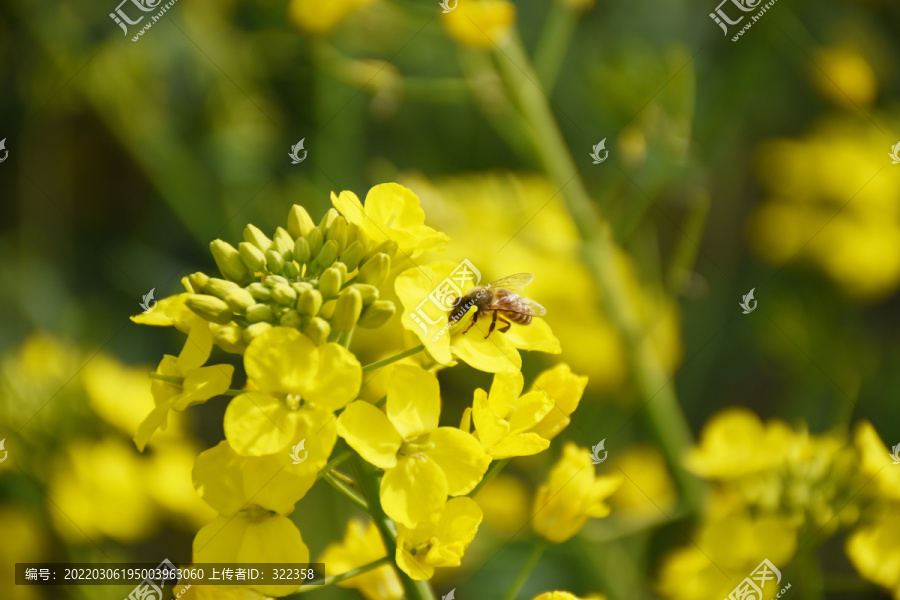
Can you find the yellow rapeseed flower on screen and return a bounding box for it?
[532,443,622,543]
[223,327,359,457]
[473,473,531,535]
[526,363,587,441]
[846,503,900,596]
[130,291,198,333]
[395,497,483,581]
[442,1,516,50]
[533,593,607,600]
[288,0,372,35]
[337,365,490,527]
[812,46,877,108]
[320,520,403,600]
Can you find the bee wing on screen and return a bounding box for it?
[494,294,546,317]
[486,273,534,292]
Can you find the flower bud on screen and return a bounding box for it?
[319,208,340,230]
[265,249,285,274]
[265,275,289,287]
[292,281,314,295]
[181,276,195,293]
[210,240,249,283]
[279,309,303,328]
[242,322,272,343]
[245,303,275,323]
[238,242,267,273]
[315,239,339,270]
[213,325,245,353]
[282,260,300,279]
[274,226,294,248]
[358,253,390,286]
[204,277,241,300]
[288,205,316,239]
[224,288,255,313]
[319,266,343,298]
[348,283,379,305]
[306,228,324,258]
[357,300,396,328]
[339,240,366,272]
[186,294,234,324]
[367,240,398,260]
[293,237,311,266]
[272,283,298,306]
[243,224,273,253]
[346,222,362,246]
[296,288,323,316]
[326,216,347,254]
[335,261,349,281]
[303,317,331,345]
[332,287,363,332]
[188,272,210,293]
[247,282,272,302]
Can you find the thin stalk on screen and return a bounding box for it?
[533,4,579,93]
[285,556,392,595]
[149,373,243,396]
[502,540,547,600]
[469,458,510,497]
[315,451,352,481]
[362,344,425,372]
[322,472,369,512]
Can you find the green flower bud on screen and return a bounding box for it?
[339,240,366,272]
[346,222,362,246]
[242,322,272,343]
[332,287,363,333]
[288,205,316,239]
[238,242,267,273]
[224,288,255,313]
[314,239,340,270]
[348,283,379,305]
[266,249,285,274]
[213,325,245,352]
[272,282,298,306]
[247,282,272,302]
[319,208,340,229]
[306,228,324,259]
[279,309,303,328]
[282,261,300,279]
[245,303,275,323]
[292,281,314,295]
[302,317,331,345]
[210,240,249,283]
[186,294,233,324]
[335,261,349,281]
[204,277,241,300]
[188,272,210,294]
[357,300,396,329]
[243,224,273,253]
[366,239,398,261]
[326,217,347,254]
[274,226,294,248]
[297,288,323,316]
[293,237,311,266]
[319,266,343,298]
[265,275,289,287]
[358,253,390,287]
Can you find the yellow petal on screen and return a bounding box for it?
[490,432,550,459]
[426,428,491,496]
[177,320,214,371]
[433,496,483,562]
[130,293,196,331]
[451,328,521,373]
[473,388,509,451]
[507,390,555,433]
[134,403,170,452]
[442,0,517,50]
[337,402,402,469]
[173,364,234,410]
[387,365,441,439]
[395,544,434,581]
[304,343,361,411]
[224,392,297,456]
[487,372,524,410]
[395,261,458,364]
[245,327,317,395]
[380,456,448,528]
[362,183,450,256]
[504,318,561,354]
[528,364,587,441]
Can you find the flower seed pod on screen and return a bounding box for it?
[282,261,300,279]
[242,322,272,343]
[279,309,303,328]
[326,216,347,254]
[303,317,331,345]
[239,242,267,273]
[314,239,340,270]
[272,282,298,306]
[245,303,275,323]
[210,240,249,283]
[243,224,273,253]
[332,287,363,332]
[339,240,366,272]
[288,205,316,239]
[247,282,272,302]
[204,277,241,300]
[296,288,323,316]
[224,288,255,313]
[293,237,311,266]
[265,249,285,274]
[319,266,343,298]
[357,300,396,328]
[305,228,324,258]
[188,272,210,293]
[186,294,234,324]
[358,253,390,287]
[348,283,379,305]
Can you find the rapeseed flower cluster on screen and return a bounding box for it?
[133,183,606,597]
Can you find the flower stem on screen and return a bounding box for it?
[468,458,509,497]
[348,452,436,600]
[361,344,426,372]
[315,451,352,481]
[533,3,578,93]
[285,556,392,595]
[502,540,546,600]
[321,472,369,512]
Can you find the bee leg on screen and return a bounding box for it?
[462,312,479,334]
[485,311,499,338]
[498,316,512,333]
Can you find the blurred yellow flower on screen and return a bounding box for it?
[0,507,46,600]
[442,0,516,50]
[320,520,403,600]
[812,46,877,108]
[608,444,677,517]
[473,473,530,534]
[144,443,217,527]
[289,0,372,35]
[854,420,900,502]
[222,327,358,457]
[395,497,483,580]
[846,503,900,596]
[533,593,606,600]
[338,365,490,527]
[532,443,622,543]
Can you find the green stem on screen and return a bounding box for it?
[533,4,579,93]
[348,452,436,600]
[469,458,510,497]
[322,472,369,512]
[315,451,352,481]
[362,344,426,372]
[149,372,243,396]
[285,557,392,596]
[503,540,546,600]
[492,32,702,514]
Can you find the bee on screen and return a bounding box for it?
[448,273,546,338]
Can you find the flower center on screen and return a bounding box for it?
[399,434,434,458]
